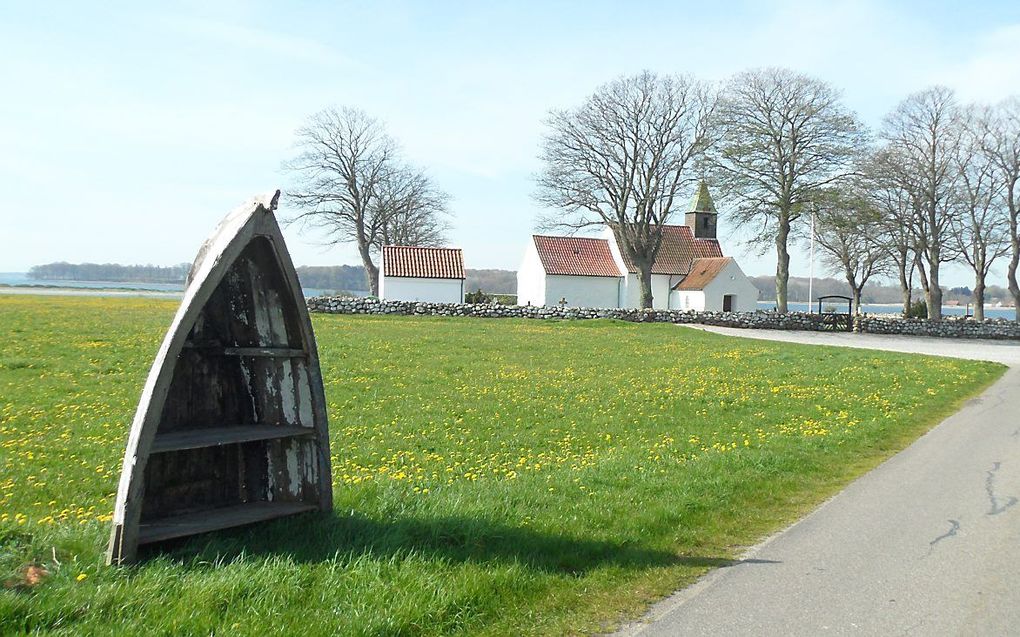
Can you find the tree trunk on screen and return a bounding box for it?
[357,240,380,296]
[974,277,986,322]
[775,220,791,314]
[897,256,911,317]
[638,266,654,309]
[844,272,862,315]
[916,256,930,317]
[1009,237,1020,323]
[926,262,942,322]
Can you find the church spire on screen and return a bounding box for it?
[685,181,718,239]
[689,180,717,214]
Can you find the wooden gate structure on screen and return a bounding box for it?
[107,191,333,565]
[816,294,854,332]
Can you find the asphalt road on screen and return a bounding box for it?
[618,327,1020,636]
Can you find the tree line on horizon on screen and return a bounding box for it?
[27,262,191,284]
[23,262,521,297]
[284,67,1020,322]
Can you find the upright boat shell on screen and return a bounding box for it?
[108,191,333,565]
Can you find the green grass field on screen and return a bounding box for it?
[0,296,1005,635]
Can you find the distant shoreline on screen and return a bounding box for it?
[0,285,182,299]
[0,282,178,293]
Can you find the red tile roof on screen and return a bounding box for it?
[613,224,724,275]
[382,246,465,279]
[674,257,734,290]
[532,235,622,277]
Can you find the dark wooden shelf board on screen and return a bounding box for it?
[222,347,306,357]
[182,343,306,358]
[150,425,315,453]
[138,501,317,545]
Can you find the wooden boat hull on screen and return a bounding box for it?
[108,191,333,565]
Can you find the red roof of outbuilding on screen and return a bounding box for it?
[674,257,734,290]
[532,235,622,277]
[612,224,723,275]
[382,246,465,279]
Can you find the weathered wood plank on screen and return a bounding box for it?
[182,344,306,357]
[150,425,314,453]
[138,502,316,545]
[222,347,306,358]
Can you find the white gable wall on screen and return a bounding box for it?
[668,260,759,312]
[703,260,759,312]
[381,276,464,303]
[621,273,640,308]
[616,272,673,309]
[602,227,672,309]
[516,241,546,306]
[670,290,706,311]
[651,275,671,310]
[544,275,620,308]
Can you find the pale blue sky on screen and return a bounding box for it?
[3,1,1019,286]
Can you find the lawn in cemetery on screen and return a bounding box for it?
[0,295,1004,635]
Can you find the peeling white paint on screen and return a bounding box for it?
[285,443,301,496]
[239,361,258,418]
[280,362,297,424]
[296,364,313,426]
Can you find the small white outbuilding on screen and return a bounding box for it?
[379,246,465,303]
[670,257,759,312]
[517,235,623,307]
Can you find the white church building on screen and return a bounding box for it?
[516,183,759,312]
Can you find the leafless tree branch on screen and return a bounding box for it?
[534,71,717,307]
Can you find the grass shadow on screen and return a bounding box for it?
[139,512,779,575]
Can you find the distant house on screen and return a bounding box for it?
[517,182,759,311]
[379,246,465,303]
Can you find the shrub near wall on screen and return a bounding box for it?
[307,297,1020,340]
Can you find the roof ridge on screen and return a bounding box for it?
[384,245,463,250]
[532,234,609,241]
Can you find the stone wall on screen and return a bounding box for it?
[307,297,1020,340]
[853,315,1020,340]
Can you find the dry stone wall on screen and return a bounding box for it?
[306,297,1020,340]
[853,315,1020,340]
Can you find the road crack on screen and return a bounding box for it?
[928,519,960,552]
[986,462,1018,516]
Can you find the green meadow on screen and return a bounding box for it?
[0,296,1004,635]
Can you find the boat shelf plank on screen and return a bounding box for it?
[150,425,315,453]
[138,502,317,545]
[182,344,307,358]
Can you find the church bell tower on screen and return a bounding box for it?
[685,181,718,239]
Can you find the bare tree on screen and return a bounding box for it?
[864,152,919,316]
[535,71,716,308]
[953,108,1009,321]
[812,187,887,313]
[978,97,1020,320]
[879,87,963,322]
[284,107,449,295]
[373,165,451,250]
[711,67,867,313]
